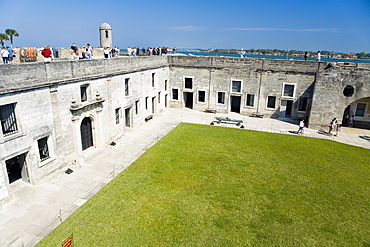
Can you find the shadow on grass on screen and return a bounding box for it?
[359,135,370,142]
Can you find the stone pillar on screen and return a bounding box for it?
[99,23,112,48]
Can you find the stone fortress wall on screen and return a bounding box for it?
[0,55,369,204]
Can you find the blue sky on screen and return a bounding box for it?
[0,0,369,53]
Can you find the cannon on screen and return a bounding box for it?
[210,116,244,128]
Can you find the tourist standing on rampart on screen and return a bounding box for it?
[6,47,13,63]
[104,47,110,58]
[70,43,79,60]
[1,47,9,63]
[41,45,52,62]
[315,51,321,61]
[304,51,308,61]
[87,44,93,59]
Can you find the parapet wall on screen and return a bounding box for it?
[0,56,168,94]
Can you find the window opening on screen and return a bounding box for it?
[283,84,295,97]
[232,80,241,93]
[298,98,308,112]
[184,78,193,89]
[0,103,18,136]
[218,92,225,104]
[198,91,205,102]
[172,88,179,100]
[80,85,88,102]
[115,108,121,124]
[267,96,276,108]
[125,78,129,96]
[38,137,50,161]
[355,103,366,117]
[246,94,254,106]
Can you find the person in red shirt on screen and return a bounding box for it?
[41,45,52,62]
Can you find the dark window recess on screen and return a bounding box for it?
[165,80,168,91]
[81,85,88,102]
[152,73,155,87]
[267,96,276,108]
[246,94,254,106]
[145,97,149,110]
[218,92,225,104]
[232,81,241,93]
[135,101,139,115]
[198,91,205,102]
[38,137,50,161]
[125,78,129,96]
[185,78,193,89]
[283,85,295,97]
[172,89,179,100]
[158,92,161,103]
[355,103,366,117]
[298,98,308,111]
[0,103,18,136]
[343,86,354,97]
[115,108,120,124]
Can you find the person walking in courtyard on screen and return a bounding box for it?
[297,119,305,135]
[327,118,336,135]
[349,115,354,127]
[334,120,341,136]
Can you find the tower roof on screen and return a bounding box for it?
[99,23,112,30]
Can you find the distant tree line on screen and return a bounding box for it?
[204,48,370,59]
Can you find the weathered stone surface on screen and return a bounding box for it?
[0,55,369,203]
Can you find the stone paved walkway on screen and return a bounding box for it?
[1,108,369,246]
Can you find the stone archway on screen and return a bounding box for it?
[342,97,370,129]
[80,117,94,150]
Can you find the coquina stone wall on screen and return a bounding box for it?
[0,55,369,204]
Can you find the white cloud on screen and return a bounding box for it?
[228,27,339,33]
[170,26,207,31]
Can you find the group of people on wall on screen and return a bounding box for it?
[1,46,14,63]
[127,47,176,56]
[69,43,96,60]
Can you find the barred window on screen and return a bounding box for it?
[38,136,50,161]
[232,80,241,93]
[125,78,130,96]
[115,108,121,124]
[0,103,18,136]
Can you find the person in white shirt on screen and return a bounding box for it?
[1,47,9,63]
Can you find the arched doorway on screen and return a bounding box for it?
[342,97,370,129]
[80,117,94,150]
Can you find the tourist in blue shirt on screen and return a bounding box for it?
[6,47,13,63]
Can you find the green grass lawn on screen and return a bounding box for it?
[37,123,370,246]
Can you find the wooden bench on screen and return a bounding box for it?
[249,113,264,118]
[145,115,153,122]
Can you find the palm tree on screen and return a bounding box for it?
[5,29,19,48]
[0,33,9,47]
